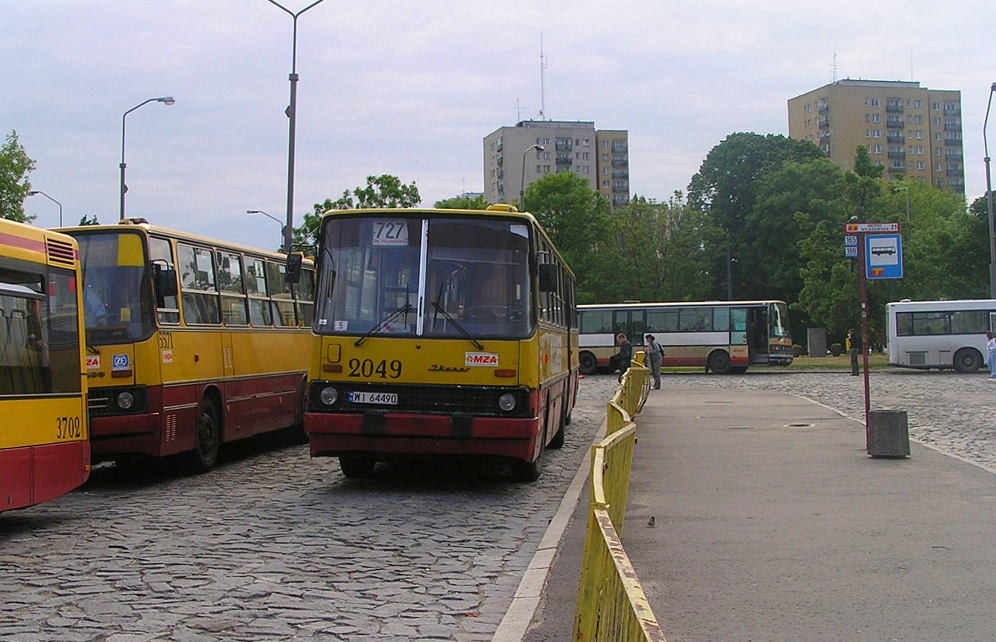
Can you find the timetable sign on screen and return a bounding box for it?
[844,222,900,233]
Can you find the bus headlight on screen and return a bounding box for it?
[319,386,338,407]
[116,391,135,410]
[498,393,517,413]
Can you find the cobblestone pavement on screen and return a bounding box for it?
[2,369,988,642]
[0,397,606,642]
[581,367,996,472]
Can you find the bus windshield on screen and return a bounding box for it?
[771,302,790,338]
[316,215,533,339]
[76,232,156,344]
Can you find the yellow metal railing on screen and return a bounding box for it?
[574,359,666,642]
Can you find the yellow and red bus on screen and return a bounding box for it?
[59,219,314,472]
[577,300,793,374]
[305,205,578,481]
[1,219,89,511]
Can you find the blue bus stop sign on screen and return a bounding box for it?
[866,233,903,279]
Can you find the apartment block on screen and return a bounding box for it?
[787,79,964,194]
[483,120,630,212]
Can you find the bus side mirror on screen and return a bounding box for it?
[538,264,558,292]
[153,264,178,299]
[285,253,303,285]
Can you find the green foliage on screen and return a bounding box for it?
[433,194,489,210]
[0,131,37,223]
[293,174,421,254]
[592,193,716,303]
[687,132,824,299]
[78,214,100,226]
[524,172,611,302]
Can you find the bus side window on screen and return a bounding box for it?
[245,257,272,326]
[150,237,179,324]
[218,252,248,326]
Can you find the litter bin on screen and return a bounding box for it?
[867,410,910,458]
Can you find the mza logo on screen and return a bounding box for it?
[85,356,100,369]
[465,352,499,367]
[112,354,130,371]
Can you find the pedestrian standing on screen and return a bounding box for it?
[848,328,861,376]
[644,333,663,389]
[614,333,633,381]
[986,332,996,379]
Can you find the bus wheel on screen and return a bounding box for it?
[579,352,597,375]
[339,456,375,478]
[708,350,731,375]
[188,397,220,473]
[953,348,983,373]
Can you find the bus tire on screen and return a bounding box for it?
[339,456,375,478]
[188,396,221,473]
[511,455,542,482]
[953,348,983,373]
[708,350,731,375]
[579,352,597,375]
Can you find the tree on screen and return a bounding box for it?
[293,175,420,252]
[738,158,844,303]
[0,130,37,222]
[434,194,489,210]
[687,132,824,298]
[593,193,716,303]
[78,214,100,226]
[523,172,610,302]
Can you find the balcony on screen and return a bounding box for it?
[947,168,963,176]
[612,158,627,167]
[887,135,905,143]
[817,117,830,128]
[555,141,573,151]
[945,122,961,131]
[886,104,903,113]
[887,151,906,159]
[944,138,962,146]
[612,170,628,178]
[886,119,905,129]
[611,144,628,153]
[944,106,961,115]
[555,155,572,165]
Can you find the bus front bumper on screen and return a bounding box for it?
[304,412,539,462]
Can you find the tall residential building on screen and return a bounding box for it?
[483,120,630,212]
[787,79,964,194]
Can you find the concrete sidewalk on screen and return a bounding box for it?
[522,385,996,642]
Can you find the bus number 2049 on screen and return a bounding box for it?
[347,358,402,379]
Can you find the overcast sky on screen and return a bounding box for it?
[3,0,995,249]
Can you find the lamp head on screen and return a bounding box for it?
[27,190,39,196]
[991,82,996,92]
[536,145,545,152]
[159,96,176,105]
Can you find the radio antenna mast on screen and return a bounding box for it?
[539,33,547,120]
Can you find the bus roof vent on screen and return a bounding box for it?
[486,204,518,212]
[46,237,77,267]
[119,217,150,226]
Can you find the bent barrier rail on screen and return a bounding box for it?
[574,361,666,641]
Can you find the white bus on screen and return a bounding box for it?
[577,300,793,375]
[886,299,996,373]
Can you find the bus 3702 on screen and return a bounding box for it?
[305,205,578,482]
[1,219,89,512]
[577,300,793,374]
[886,299,996,373]
[60,219,314,472]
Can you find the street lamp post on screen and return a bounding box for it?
[247,209,287,247]
[519,144,545,211]
[894,186,909,222]
[27,190,63,227]
[267,0,326,254]
[120,96,175,221]
[984,81,996,298]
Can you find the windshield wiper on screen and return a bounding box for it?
[354,301,412,346]
[430,301,484,350]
